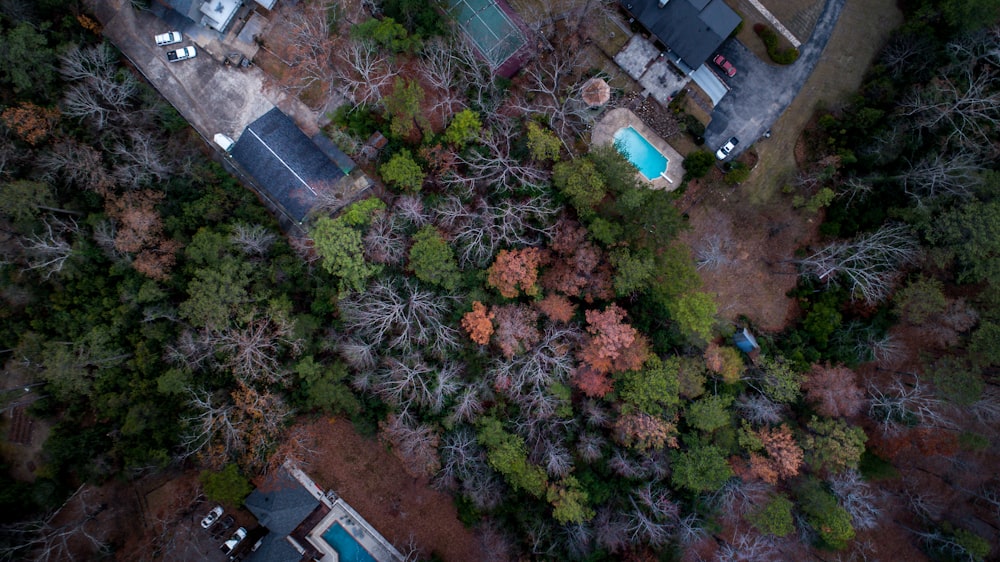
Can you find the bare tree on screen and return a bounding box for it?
[0,486,109,561]
[899,65,1000,151]
[335,335,378,372]
[696,234,732,270]
[593,505,629,553]
[418,38,468,116]
[110,131,170,189]
[737,393,785,425]
[230,223,277,256]
[374,355,460,414]
[449,383,487,425]
[715,531,777,562]
[334,38,395,110]
[576,433,606,463]
[829,469,882,530]
[435,194,558,268]
[893,152,984,204]
[19,215,77,279]
[213,314,302,386]
[509,49,593,149]
[378,412,441,477]
[444,118,552,194]
[868,375,955,435]
[793,223,920,304]
[338,277,459,355]
[36,140,111,193]
[58,44,137,130]
[623,484,678,547]
[363,210,407,266]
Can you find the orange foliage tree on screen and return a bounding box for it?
[747,425,804,484]
[1,102,60,146]
[487,247,547,298]
[105,189,179,280]
[573,305,648,397]
[461,301,495,345]
[536,293,576,324]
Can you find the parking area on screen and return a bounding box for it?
[702,0,846,158]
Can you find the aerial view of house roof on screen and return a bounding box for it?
[230,108,350,223]
[622,0,741,69]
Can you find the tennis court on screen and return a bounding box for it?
[447,0,526,68]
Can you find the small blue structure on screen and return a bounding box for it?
[733,328,760,354]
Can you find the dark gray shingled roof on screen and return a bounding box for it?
[230,108,348,222]
[244,469,321,537]
[623,0,741,69]
[244,532,303,562]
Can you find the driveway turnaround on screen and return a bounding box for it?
[703,0,846,158]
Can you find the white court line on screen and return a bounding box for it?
[745,0,801,48]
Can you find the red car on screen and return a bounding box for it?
[713,54,736,77]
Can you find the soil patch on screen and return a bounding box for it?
[295,417,485,562]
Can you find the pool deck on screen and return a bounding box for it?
[304,498,404,562]
[592,108,685,189]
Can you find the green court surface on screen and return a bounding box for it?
[447,0,525,67]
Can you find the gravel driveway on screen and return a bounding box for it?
[703,0,846,158]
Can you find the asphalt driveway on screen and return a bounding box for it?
[703,0,846,158]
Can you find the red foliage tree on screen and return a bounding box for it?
[487,247,547,298]
[572,365,613,398]
[577,305,648,375]
[541,219,613,302]
[802,364,866,418]
[492,304,541,359]
[461,301,495,345]
[536,293,576,324]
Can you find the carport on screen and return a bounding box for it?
[690,65,728,106]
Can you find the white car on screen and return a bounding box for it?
[155,31,182,46]
[715,137,739,160]
[167,46,197,62]
[200,505,223,529]
[220,527,247,555]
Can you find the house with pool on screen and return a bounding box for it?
[592,108,685,189]
[245,463,404,562]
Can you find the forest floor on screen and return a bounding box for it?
[293,417,486,561]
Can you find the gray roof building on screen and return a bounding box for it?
[244,469,321,537]
[230,108,353,223]
[622,0,741,70]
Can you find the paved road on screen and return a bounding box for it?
[703,0,846,158]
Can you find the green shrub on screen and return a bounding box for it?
[748,494,794,537]
[200,464,252,506]
[682,150,715,180]
[724,163,750,185]
[754,23,800,64]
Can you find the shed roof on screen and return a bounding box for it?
[623,0,740,69]
[230,108,349,222]
[244,469,321,537]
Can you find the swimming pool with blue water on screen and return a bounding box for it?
[613,126,669,180]
[322,523,377,562]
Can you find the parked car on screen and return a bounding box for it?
[713,54,736,77]
[167,46,197,62]
[154,31,182,46]
[220,527,247,555]
[715,137,739,160]
[200,505,223,529]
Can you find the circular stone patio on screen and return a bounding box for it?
[591,107,685,190]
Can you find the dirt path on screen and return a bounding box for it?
[297,417,486,562]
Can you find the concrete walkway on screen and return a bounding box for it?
[745,0,801,47]
[703,0,845,157]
